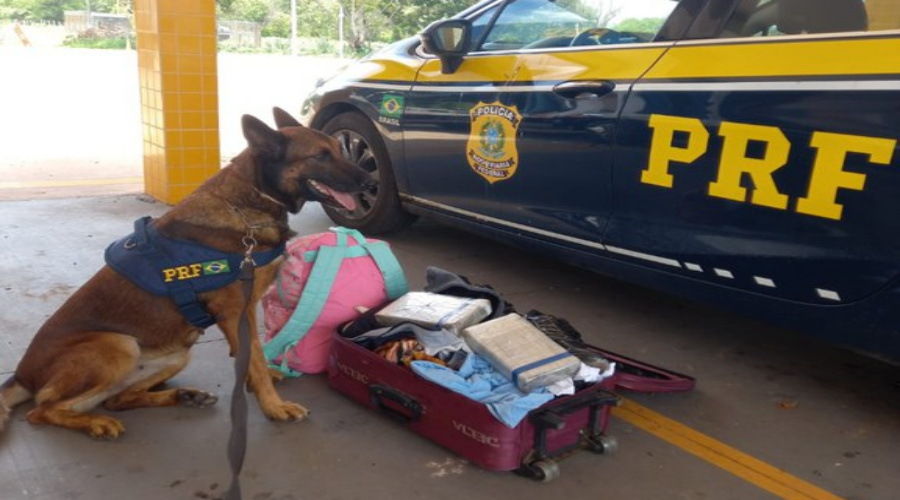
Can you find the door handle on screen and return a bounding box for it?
[552,80,616,99]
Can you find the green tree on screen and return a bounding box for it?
[0,0,83,22]
[230,0,270,22]
[333,0,475,50]
[2,0,481,53]
[295,0,338,38]
[90,0,132,14]
[217,0,237,15]
[263,11,290,37]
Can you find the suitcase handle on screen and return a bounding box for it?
[532,389,620,428]
[369,384,423,422]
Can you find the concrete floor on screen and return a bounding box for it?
[1,195,900,500]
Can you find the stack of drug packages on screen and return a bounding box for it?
[375,291,589,393]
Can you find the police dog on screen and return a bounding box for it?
[0,108,374,438]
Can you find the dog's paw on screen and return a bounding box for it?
[263,401,309,422]
[88,416,126,440]
[176,389,219,408]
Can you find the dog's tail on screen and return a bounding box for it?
[0,375,32,432]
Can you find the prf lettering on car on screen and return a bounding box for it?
[640,114,897,221]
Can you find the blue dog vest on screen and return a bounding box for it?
[105,216,285,328]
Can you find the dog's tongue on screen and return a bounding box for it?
[323,186,358,211]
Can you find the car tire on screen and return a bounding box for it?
[320,112,417,235]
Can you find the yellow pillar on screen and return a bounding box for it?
[134,0,220,205]
[866,0,900,30]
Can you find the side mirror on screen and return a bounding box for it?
[420,19,472,74]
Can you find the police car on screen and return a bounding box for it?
[301,0,900,361]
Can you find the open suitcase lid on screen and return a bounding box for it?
[589,347,696,393]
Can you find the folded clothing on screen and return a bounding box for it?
[423,266,515,320]
[352,322,469,370]
[375,338,446,367]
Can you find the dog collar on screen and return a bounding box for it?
[105,216,285,328]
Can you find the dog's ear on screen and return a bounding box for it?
[242,114,286,159]
[273,107,303,129]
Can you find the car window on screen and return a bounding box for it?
[720,0,899,38]
[471,0,681,51]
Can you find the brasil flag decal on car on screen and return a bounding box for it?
[467,101,522,184]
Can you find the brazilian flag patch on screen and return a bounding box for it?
[380,94,405,118]
[202,260,231,276]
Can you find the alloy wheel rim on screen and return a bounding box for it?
[332,128,380,219]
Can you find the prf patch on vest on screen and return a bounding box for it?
[467,101,522,184]
[162,259,231,283]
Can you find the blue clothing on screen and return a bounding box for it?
[411,353,554,428]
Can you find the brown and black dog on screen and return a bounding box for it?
[0,107,374,438]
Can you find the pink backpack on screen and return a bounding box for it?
[262,227,408,375]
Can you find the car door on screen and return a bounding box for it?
[403,0,689,246]
[606,0,900,305]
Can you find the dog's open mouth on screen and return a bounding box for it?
[309,180,359,211]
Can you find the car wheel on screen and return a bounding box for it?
[320,112,416,235]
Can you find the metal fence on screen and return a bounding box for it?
[64,11,132,37]
[218,20,263,47]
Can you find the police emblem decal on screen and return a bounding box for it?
[467,101,522,184]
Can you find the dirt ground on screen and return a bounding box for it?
[0,22,68,48]
[0,32,349,200]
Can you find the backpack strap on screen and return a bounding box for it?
[361,242,408,300]
[264,240,348,377]
[333,227,409,300]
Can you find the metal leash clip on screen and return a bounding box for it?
[241,233,258,266]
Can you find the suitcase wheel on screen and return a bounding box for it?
[585,434,618,455]
[516,459,560,482]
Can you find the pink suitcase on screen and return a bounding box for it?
[327,330,694,481]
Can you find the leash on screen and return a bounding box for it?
[224,240,258,500]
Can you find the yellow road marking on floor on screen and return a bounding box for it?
[613,399,845,500]
[0,178,143,189]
